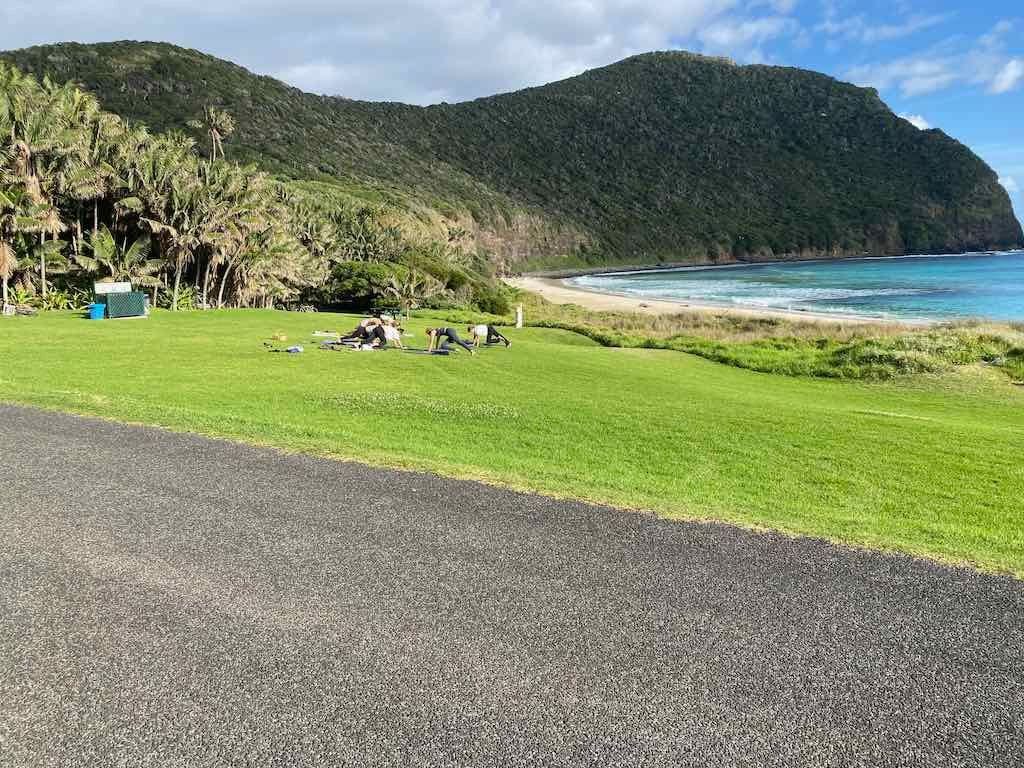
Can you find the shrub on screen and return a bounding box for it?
[472,283,511,315]
[316,261,409,310]
[39,290,73,311]
[158,284,197,311]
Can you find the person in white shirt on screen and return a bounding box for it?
[383,318,405,349]
[468,324,511,348]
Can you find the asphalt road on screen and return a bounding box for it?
[1,404,1022,767]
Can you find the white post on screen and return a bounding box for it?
[515,303,524,329]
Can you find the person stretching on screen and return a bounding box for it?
[366,323,389,348]
[427,327,475,354]
[383,318,405,349]
[340,317,381,344]
[469,324,511,348]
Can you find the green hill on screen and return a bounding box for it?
[4,41,1020,270]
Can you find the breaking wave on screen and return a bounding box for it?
[567,251,1024,321]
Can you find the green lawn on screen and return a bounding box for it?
[2,310,1023,576]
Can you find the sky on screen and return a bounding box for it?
[1,0,1021,219]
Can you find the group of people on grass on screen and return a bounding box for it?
[428,324,512,354]
[331,315,511,355]
[338,315,406,349]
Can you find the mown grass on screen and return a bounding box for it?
[1,310,1023,576]
[516,293,1024,380]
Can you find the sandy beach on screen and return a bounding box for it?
[507,276,900,325]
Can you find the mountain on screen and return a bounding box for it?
[3,41,1021,271]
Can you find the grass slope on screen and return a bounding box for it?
[2,311,1022,576]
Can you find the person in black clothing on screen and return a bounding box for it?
[468,324,511,348]
[487,326,511,347]
[339,317,381,344]
[335,317,391,348]
[366,324,388,347]
[427,327,475,354]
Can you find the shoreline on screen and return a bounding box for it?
[510,249,1024,325]
[507,276,924,326]
[521,249,1024,280]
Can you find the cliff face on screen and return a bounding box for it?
[3,43,1021,270]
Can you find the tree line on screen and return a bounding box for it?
[0,63,500,313]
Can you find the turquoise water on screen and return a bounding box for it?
[569,252,1024,322]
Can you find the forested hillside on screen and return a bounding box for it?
[4,41,1020,270]
[0,63,509,316]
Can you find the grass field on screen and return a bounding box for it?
[2,310,1023,576]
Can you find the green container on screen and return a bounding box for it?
[104,292,147,318]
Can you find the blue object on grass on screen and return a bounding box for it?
[88,303,106,320]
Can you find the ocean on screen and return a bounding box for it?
[568,251,1024,322]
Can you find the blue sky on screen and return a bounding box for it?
[1,1,1021,218]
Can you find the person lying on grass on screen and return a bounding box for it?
[427,327,475,354]
[468,324,512,348]
[340,317,383,345]
[328,317,389,350]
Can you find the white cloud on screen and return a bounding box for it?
[898,113,931,130]
[698,16,799,50]
[980,19,1014,47]
[849,57,956,97]
[0,0,809,104]
[847,21,1024,98]
[990,59,1024,94]
[748,0,798,13]
[1001,177,1020,194]
[818,13,951,44]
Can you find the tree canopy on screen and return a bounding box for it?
[0,61,503,312]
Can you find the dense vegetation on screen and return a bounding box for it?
[0,62,506,313]
[2,310,1022,575]
[2,42,1020,271]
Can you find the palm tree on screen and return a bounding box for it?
[189,106,235,161]
[5,73,68,296]
[76,225,160,288]
[0,187,20,306]
[0,62,32,141]
[0,248,13,306]
[221,218,313,309]
[0,96,16,305]
[385,269,443,320]
[337,205,404,262]
[64,110,125,245]
[292,200,337,264]
[24,238,68,293]
[2,61,466,315]
[0,185,63,304]
[121,132,201,310]
[142,175,208,311]
[194,160,267,307]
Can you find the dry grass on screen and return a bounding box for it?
[516,290,911,340]
[514,292,1024,380]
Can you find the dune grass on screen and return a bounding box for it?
[516,293,1024,380]
[1,309,1022,576]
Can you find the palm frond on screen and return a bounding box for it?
[124,235,151,263]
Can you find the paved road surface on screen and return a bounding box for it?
[1,405,1021,767]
